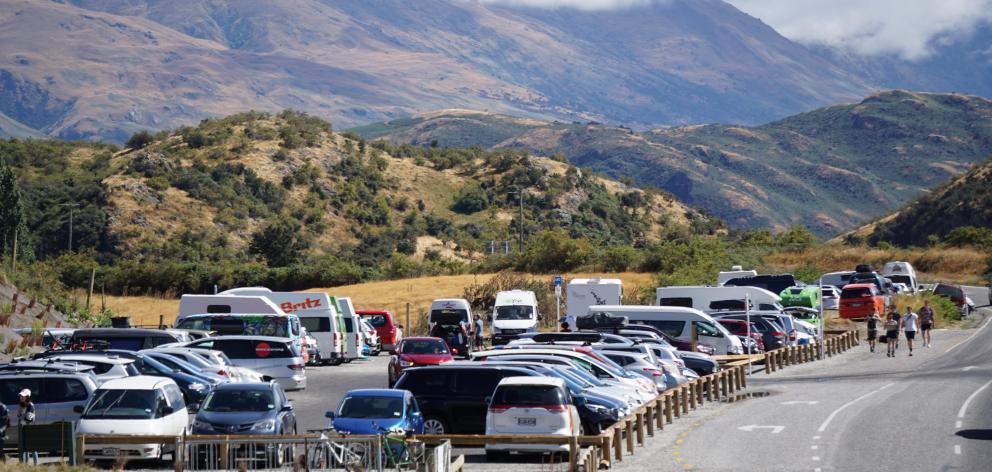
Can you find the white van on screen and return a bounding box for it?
[565,278,622,329]
[655,286,783,314]
[428,299,474,327]
[491,290,540,345]
[220,288,345,365]
[717,266,757,286]
[177,294,283,323]
[335,297,366,361]
[882,261,917,292]
[589,305,744,355]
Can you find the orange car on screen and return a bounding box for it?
[839,283,885,320]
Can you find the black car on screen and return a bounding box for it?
[393,364,542,434]
[713,314,786,351]
[677,352,720,376]
[190,382,296,466]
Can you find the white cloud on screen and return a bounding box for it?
[727,0,992,60]
[474,0,661,11]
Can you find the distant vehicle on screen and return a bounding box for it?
[0,364,99,445]
[190,382,297,467]
[655,286,784,313]
[820,285,841,310]
[186,336,307,391]
[717,266,758,286]
[713,314,786,351]
[326,389,424,435]
[490,291,540,346]
[173,314,305,363]
[484,377,581,459]
[76,376,189,462]
[177,294,284,323]
[597,350,670,392]
[723,274,799,296]
[565,278,623,329]
[42,354,139,383]
[839,284,885,320]
[14,328,75,349]
[589,305,744,355]
[779,286,821,308]
[718,319,765,352]
[849,266,890,294]
[882,261,918,292]
[932,283,973,316]
[69,328,185,351]
[818,271,855,290]
[301,328,321,365]
[388,337,453,387]
[357,310,400,352]
[335,297,366,362]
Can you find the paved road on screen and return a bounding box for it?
[286,355,391,433]
[617,290,992,472]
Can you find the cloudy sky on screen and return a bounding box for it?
[478,0,992,61]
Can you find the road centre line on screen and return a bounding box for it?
[944,315,992,354]
[956,420,962,428]
[817,383,895,432]
[954,445,961,455]
[957,378,992,419]
[962,366,976,371]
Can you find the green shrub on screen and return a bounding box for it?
[517,229,593,273]
[600,246,638,272]
[126,130,154,149]
[451,184,490,214]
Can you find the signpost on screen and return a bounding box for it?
[554,275,562,331]
[745,293,753,376]
[818,280,825,360]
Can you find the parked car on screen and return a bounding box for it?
[190,382,297,467]
[301,327,321,366]
[779,286,821,308]
[356,310,401,352]
[484,376,581,459]
[360,319,382,356]
[839,283,886,320]
[712,314,786,351]
[597,351,671,392]
[69,328,185,351]
[718,320,765,352]
[821,285,841,310]
[186,336,307,391]
[75,376,189,462]
[818,271,855,291]
[0,364,99,445]
[139,351,228,385]
[143,348,240,382]
[327,389,424,435]
[932,283,973,316]
[42,354,139,383]
[388,337,454,387]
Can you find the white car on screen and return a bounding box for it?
[360,319,381,356]
[179,347,266,383]
[45,354,139,383]
[76,376,189,461]
[485,376,581,458]
[186,336,307,391]
[821,285,841,310]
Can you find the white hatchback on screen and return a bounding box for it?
[76,376,189,461]
[485,376,581,458]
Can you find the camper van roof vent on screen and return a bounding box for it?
[731,265,743,271]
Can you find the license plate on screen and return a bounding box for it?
[102,448,120,457]
[850,303,863,307]
[517,417,537,426]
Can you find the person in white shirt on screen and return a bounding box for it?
[901,306,919,357]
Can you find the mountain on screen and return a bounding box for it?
[0,0,873,142]
[845,156,992,247]
[2,110,710,273]
[353,90,992,235]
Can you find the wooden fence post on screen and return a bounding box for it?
[625,419,634,453]
[646,405,655,436]
[665,393,674,423]
[613,427,623,461]
[635,412,645,446]
[568,435,578,471]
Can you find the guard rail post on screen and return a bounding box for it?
[721,371,729,397]
[635,411,645,446]
[665,392,674,423]
[681,385,690,414]
[625,419,634,453]
[655,398,664,429]
[739,364,747,388]
[696,379,704,405]
[601,433,612,466]
[646,404,655,436]
[75,436,85,466]
[727,369,736,394]
[613,426,623,462]
[568,435,578,472]
[687,383,696,410]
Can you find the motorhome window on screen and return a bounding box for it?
[207,305,232,314]
[300,317,331,333]
[694,321,720,337]
[637,320,685,338]
[495,305,533,320]
[343,318,354,332]
[710,299,745,311]
[658,297,693,308]
[430,309,468,324]
[887,275,912,286]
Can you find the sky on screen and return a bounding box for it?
[477,0,992,61]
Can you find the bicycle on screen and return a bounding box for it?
[373,424,424,471]
[305,428,368,471]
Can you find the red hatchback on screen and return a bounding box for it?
[718,320,765,351]
[387,337,453,387]
[839,283,885,320]
[357,310,400,352]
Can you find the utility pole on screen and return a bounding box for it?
[60,202,80,252]
[509,190,524,252]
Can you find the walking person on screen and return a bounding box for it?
[866,309,881,353]
[884,313,899,357]
[474,317,484,349]
[902,306,918,356]
[16,390,37,465]
[919,300,935,348]
[887,305,902,351]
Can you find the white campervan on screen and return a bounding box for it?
[565,278,622,329]
[655,286,783,314]
[717,266,758,286]
[335,297,366,362]
[220,288,345,365]
[882,261,918,292]
[589,305,744,355]
[428,299,474,327]
[491,290,540,345]
[177,294,283,323]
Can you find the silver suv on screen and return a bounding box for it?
[0,363,99,443]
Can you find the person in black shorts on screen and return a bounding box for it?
[884,313,899,357]
[887,306,901,351]
[866,309,881,353]
[919,300,935,348]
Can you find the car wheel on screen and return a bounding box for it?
[422,416,447,434]
[485,450,506,462]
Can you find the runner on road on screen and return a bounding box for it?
[902,306,918,357]
[884,313,899,357]
[866,309,881,353]
[918,300,935,348]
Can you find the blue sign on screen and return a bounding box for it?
[554,275,562,287]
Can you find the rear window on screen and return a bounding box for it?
[934,285,963,301]
[454,370,503,396]
[492,385,566,406]
[0,378,88,404]
[637,320,685,338]
[709,299,745,311]
[658,297,693,308]
[300,317,331,333]
[842,288,872,299]
[363,314,390,327]
[213,339,294,359]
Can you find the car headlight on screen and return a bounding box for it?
[398,360,413,367]
[250,419,277,432]
[192,419,211,430]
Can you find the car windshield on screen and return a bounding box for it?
[338,396,403,419]
[84,389,165,419]
[495,305,533,320]
[203,389,275,412]
[401,340,448,355]
[566,367,606,387]
[887,275,912,285]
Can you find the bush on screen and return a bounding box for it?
[943,226,992,250]
[451,184,489,214]
[126,130,154,149]
[517,230,593,273]
[600,246,638,272]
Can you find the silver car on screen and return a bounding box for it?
[186,336,307,391]
[598,350,676,392]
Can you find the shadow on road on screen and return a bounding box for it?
[956,429,992,441]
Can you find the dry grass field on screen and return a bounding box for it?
[764,245,988,284]
[105,272,655,327]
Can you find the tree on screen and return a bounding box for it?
[0,160,25,256]
[451,184,490,214]
[249,216,309,266]
[518,229,593,272]
[126,130,154,149]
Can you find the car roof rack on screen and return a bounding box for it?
[531,332,604,344]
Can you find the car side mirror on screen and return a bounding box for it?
[324,411,336,419]
[161,406,175,416]
[281,405,293,412]
[73,405,84,414]
[188,403,201,413]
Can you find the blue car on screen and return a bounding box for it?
[326,389,424,435]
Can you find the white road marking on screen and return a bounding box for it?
[944,316,992,354]
[956,420,963,428]
[818,383,895,432]
[954,445,961,455]
[782,400,820,405]
[738,425,785,433]
[812,456,821,461]
[962,366,976,371]
[812,436,821,440]
[814,468,822,472]
[811,445,819,450]
[957,378,992,419]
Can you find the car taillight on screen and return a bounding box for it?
[217,369,229,377]
[789,330,797,341]
[643,368,664,378]
[772,331,785,338]
[287,363,304,370]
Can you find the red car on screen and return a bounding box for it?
[718,319,765,352]
[932,283,973,316]
[357,309,400,352]
[387,337,453,387]
[839,283,886,320]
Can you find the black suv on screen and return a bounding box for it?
[392,364,539,434]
